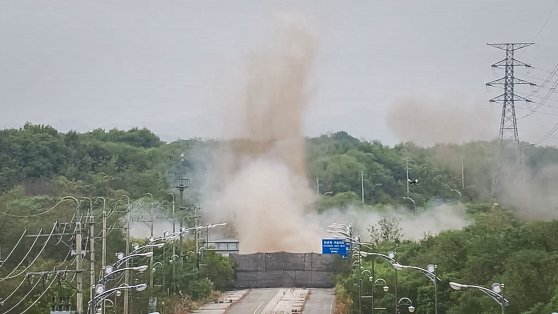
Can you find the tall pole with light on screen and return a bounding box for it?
[406,160,410,197]
[358,251,396,314]
[168,192,176,294]
[121,195,131,314]
[450,281,508,314]
[392,262,439,314]
[397,297,415,313]
[175,179,189,264]
[361,170,365,203]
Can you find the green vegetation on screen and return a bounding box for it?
[336,208,558,313]
[1,125,558,313]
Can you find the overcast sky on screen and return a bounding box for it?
[1,0,557,146]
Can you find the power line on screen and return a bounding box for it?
[520,65,558,119]
[533,0,558,41]
[0,230,28,269]
[1,224,57,281]
[536,122,558,144]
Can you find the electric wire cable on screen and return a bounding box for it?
[2,272,44,313]
[0,229,28,269]
[0,228,43,280]
[520,72,558,119]
[1,223,57,281]
[1,272,31,302]
[534,0,558,41]
[0,197,78,218]
[536,122,558,144]
[18,268,68,314]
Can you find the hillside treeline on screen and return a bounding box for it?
[1,125,558,313]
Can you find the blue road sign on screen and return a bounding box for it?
[322,239,350,256]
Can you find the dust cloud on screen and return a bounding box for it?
[387,95,498,146]
[202,16,321,253]
[497,159,558,220]
[318,203,472,242]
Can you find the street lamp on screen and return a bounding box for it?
[402,197,416,212]
[99,265,148,285]
[88,284,147,314]
[375,278,389,292]
[202,222,227,249]
[356,250,396,314]
[392,263,439,314]
[450,189,462,198]
[360,270,390,313]
[114,251,154,269]
[449,281,509,314]
[397,297,415,313]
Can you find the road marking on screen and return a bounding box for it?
[330,303,333,314]
[253,301,264,314]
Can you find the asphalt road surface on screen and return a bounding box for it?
[226,288,334,314]
[303,288,335,314]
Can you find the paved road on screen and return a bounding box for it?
[227,288,281,314]
[303,288,335,314]
[225,288,335,314]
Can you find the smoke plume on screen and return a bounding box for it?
[497,158,558,220]
[202,16,321,253]
[387,95,498,146]
[318,203,472,242]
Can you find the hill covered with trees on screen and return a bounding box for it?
[1,125,558,313]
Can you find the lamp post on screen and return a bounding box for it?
[175,178,190,265]
[449,281,509,314]
[202,223,227,249]
[450,189,462,198]
[392,263,439,314]
[402,197,416,212]
[329,223,357,312]
[99,265,148,285]
[358,251,396,314]
[152,262,164,293]
[397,297,415,313]
[335,233,395,314]
[88,283,147,314]
[360,272,389,314]
[114,251,154,268]
[168,192,176,295]
[120,194,131,314]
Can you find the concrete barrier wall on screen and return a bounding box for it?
[230,252,339,288]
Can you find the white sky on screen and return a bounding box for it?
[1,0,557,146]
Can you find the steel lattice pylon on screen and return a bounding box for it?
[486,43,534,201]
[486,43,535,142]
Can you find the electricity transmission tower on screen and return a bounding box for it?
[486,42,535,142]
[486,43,535,200]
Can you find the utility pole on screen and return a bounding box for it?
[405,160,410,197]
[145,193,155,313]
[168,193,176,295]
[149,202,154,293]
[461,159,465,191]
[101,209,107,314]
[88,214,95,306]
[486,43,534,200]
[75,221,83,314]
[360,170,364,204]
[175,179,189,264]
[81,197,95,307]
[123,195,131,314]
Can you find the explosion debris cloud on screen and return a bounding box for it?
[203,16,321,253]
